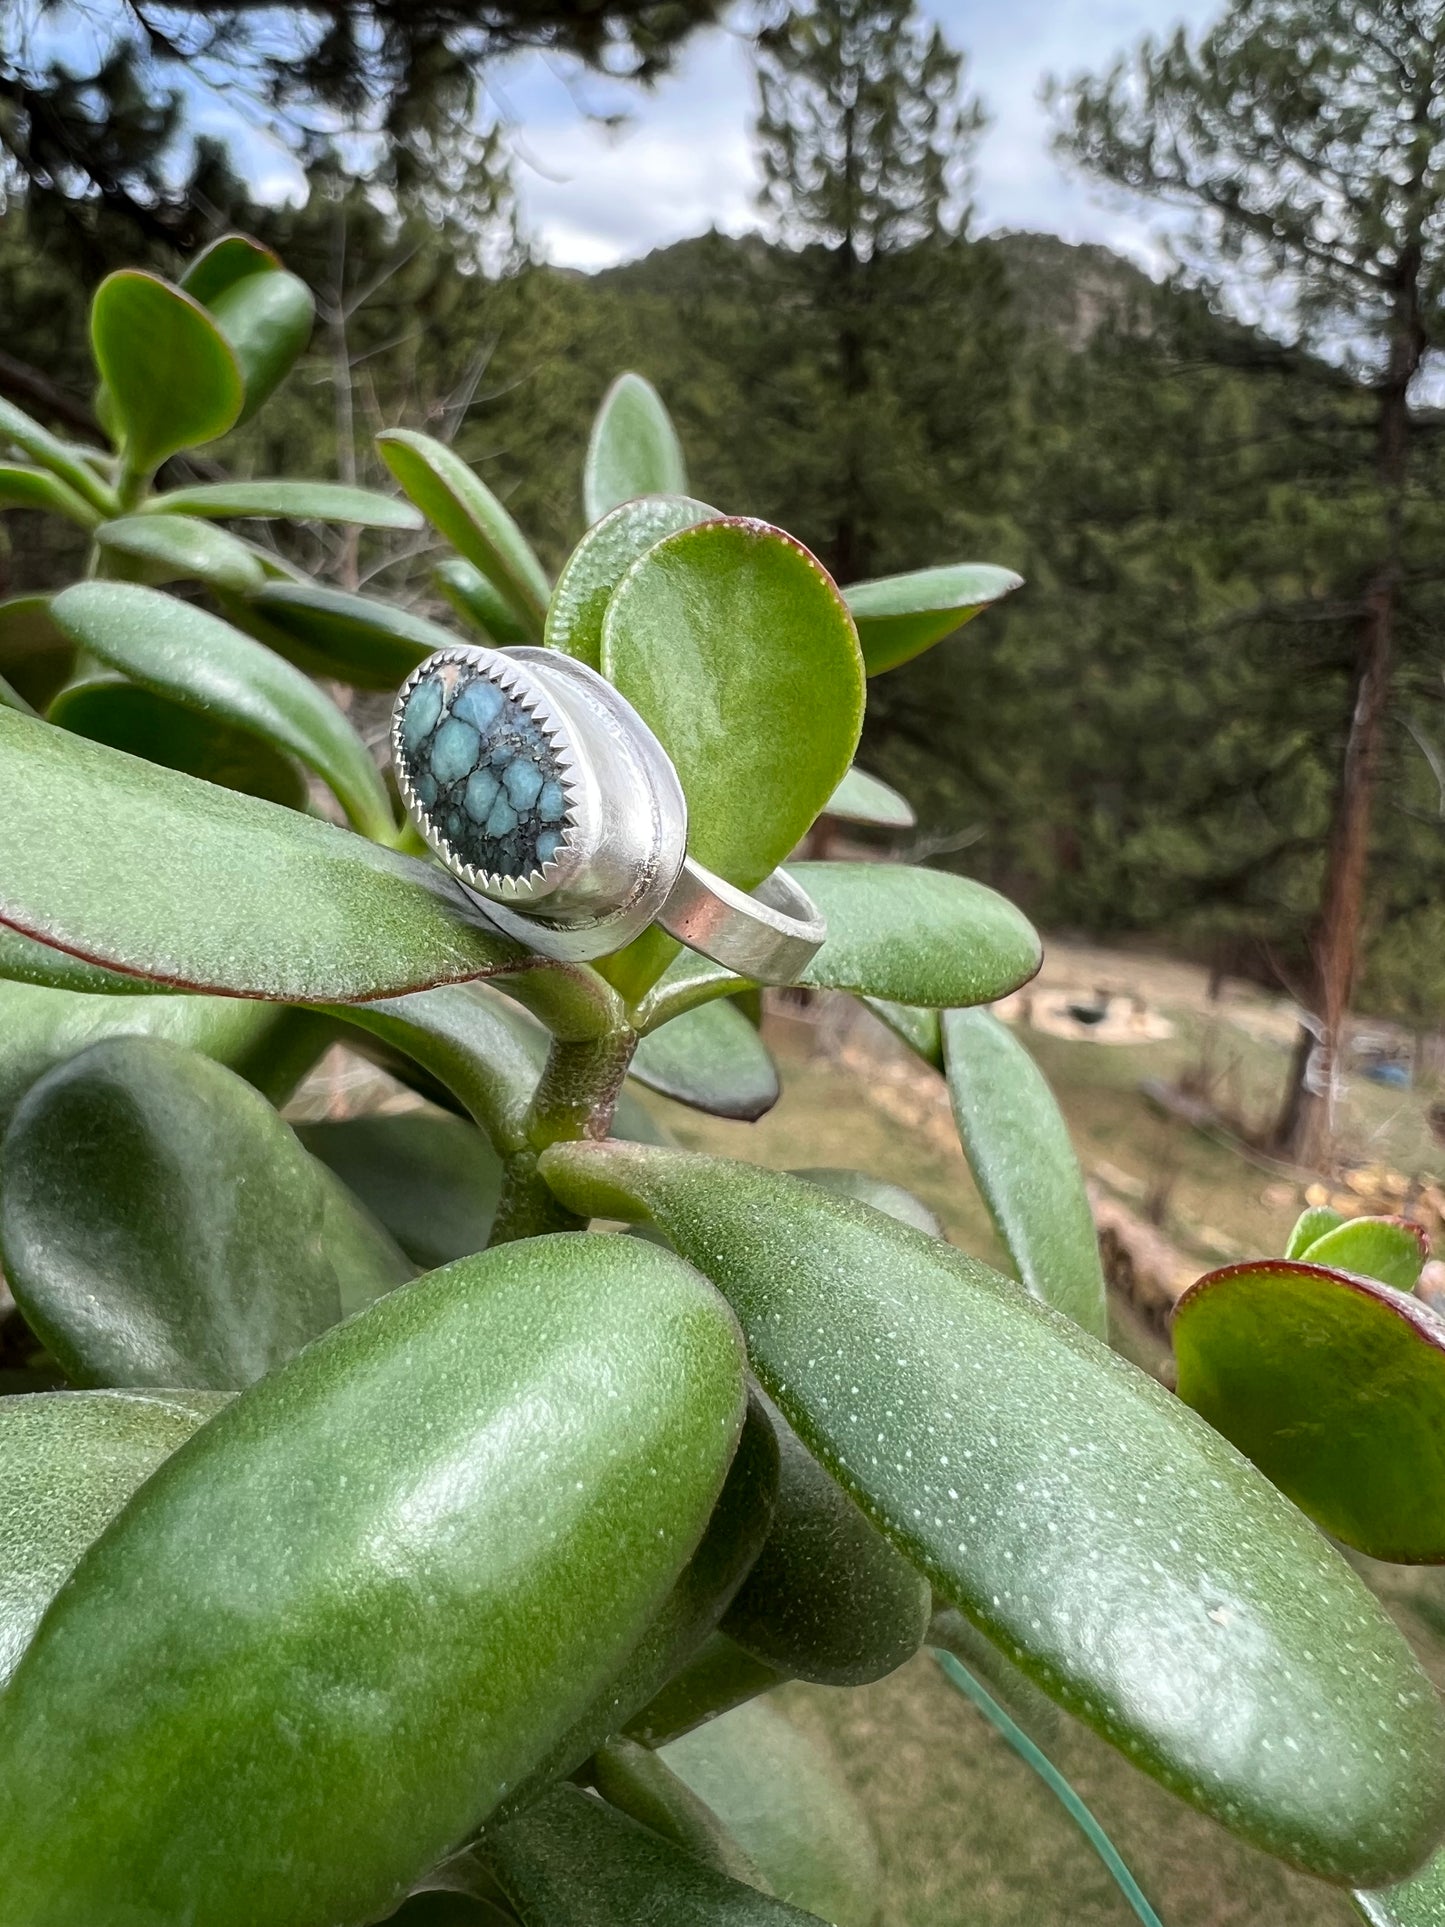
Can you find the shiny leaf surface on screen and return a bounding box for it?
[94,513,268,593]
[540,1141,1445,1887]
[1286,1204,1345,1258]
[90,271,243,473]
[0,1389,224,1686]
[178,233,276,306]
[1298,1217,1429,1292]
[943,1007,1108,1339]
[0,462,100,524]
[0,1035,412,1387]
[546,494,715,669]
[1174,1260,1445,1561]
[0,707,532,999]
[146,480,421,527]
[722,1387,930,1685]
[378,429,550,633]
[50,676,310,810]
[250,581,452,688]
[630,998,780,1120]
[663,1698,882,1927]
[824,765,916,828]
[584,372,689,523]
[1356,1852,1445,1925]
[602,519,864,890]
[197,256,315,422]
[486,1784,825,1925]
[298,1112,503,1268]
[50,582,394,839]
[435,559,534,645]
[0,1234,747,1927]
[845,562,1022,675]
[0,398,115,513]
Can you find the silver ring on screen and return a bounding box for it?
[391,643,826,982]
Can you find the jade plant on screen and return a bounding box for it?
[2,239,1445,1926]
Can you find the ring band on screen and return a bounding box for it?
[659,857,825,983]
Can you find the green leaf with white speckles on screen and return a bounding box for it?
[0,1234,747,1927]
[298,1114,503,1270]
[94,513,268,594]
[630,999,780,1121]
[943,1007,1108,1339]
[546,495,716,670]
[1357,1850,1445,1924]
[584,373,689,524]
[539,1139,1445,1888]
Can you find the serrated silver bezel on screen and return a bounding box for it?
[391,645,585,903]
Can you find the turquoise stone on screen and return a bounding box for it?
[398,662,568,879]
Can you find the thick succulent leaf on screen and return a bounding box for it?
[387,1893,518,1926]
[663,1699,882,1927]
[796,862,1041,1006]
[1357,1852,1445,1924]
[1286,1203,1345,1258]
[1174,1260,1445,1562]
[602,520,863,892]
[0,397,115,513]
[494,1394,778,1828]
[722,1386,930,1685]
[862,996,942,1064]
[194,253,315,422]
[845,562,1022,675]
[0,708,534,999]
[546,494,715,669]
[94,512,268,593]
[50,676,310,810]
[1298,1217,1429,1292]
[629,1632,790,1748]
[0,595,73,709]
[584,372,689,523]
[823,764,916,829]
[0,462,100,525]
[0,974,327,1132]
[630,999,780,1121]
[50,582,394,840]
[0,1234,746,1927]
[0,670,32,713]
[298,1113,503,1269]
[0,928,157,993]
[90,271,244,473]
[486,1784,825,1926]
[435,559,534,645]
[179,232,276,306]
[943,1008,1108,1340]
[378,429,550,634]
[250,581,452,688]
[0,1389,225,1687]
[0,1035,413,1389]
[147,480,421,527]
[540,1141,1445,1888]
[593,1739,766,1886]
[790,1165,941,1237]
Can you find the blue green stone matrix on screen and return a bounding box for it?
[398,660,570,880]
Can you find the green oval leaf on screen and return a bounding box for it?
[435,559,534,645]
[862,996,943,1065]
[179,233,275,306]
[91,270,244,475]
[0,975,324,1136]
[628,1631,790,1749]
[593,1738,767,1887]
[0,669,33,715]
[0,462,101,525]
[0,397,116,513]
[378,429,550,634]
[943,1007,1108,1339]
[823,764,916,828]
[248,580,450,688]
[146,480,421,528]
[1356,1850,1445,1924]
[199,259,314,423]
[0,1234,746,1927]
[298,1113,504,1270]
[1298,1217,1429,1293]
[722,1387,930,1686]
[631,999,780,1121]
[0,1035,412,1389]
[585,373,690,524]
[50,582,394,840]
[1286,1203,1345,1258]
[663,1699,882,1927]
[602,520,863,891]
[790,1165,942,1237]
[0,708,532,1000]
[49,676,310,811]
[0,595,74,709]
[546,495,716,670]
[540,1140,1445,1888]
[0,1389,224,1687]
[845,562,1022,675]
[487,1784,823,1925]
[94,512,268,593]
[1175,1260,1445,1561]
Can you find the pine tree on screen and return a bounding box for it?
[1058,0,1445,1163]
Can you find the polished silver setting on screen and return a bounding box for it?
[392,641,827,980]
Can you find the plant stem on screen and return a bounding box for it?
[489,1026,639,1246]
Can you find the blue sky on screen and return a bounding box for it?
[224,0,1223,274]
